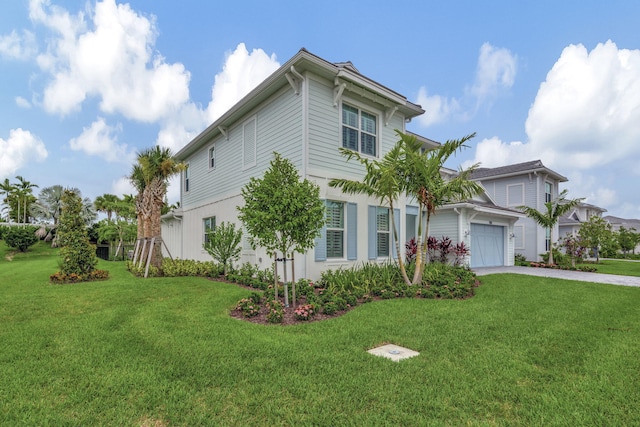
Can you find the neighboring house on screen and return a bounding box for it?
[559,202,607,238]
[161,48,522,280]
[603,215,640,253]
[470,160,567,262]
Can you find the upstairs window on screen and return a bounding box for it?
[208,144,216,170]
[342,104,377,157]
[203,216,216,244]
[545,182,552,203]
[184,164,190,192]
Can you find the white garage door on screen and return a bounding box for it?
[470,223,504,268]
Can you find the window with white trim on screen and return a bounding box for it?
[376,207,390,257]
[243,117,256,169]
[545,182,552,203]
[342,103,377,157]
[184,164,190,192]
[326,201,345,258]
[203,216,216,244]
[208,144,216,170]
[545,227,551,252]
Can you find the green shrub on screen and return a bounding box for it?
[235,297,261,318]
[265,300,284,323]
[4,226,39,252]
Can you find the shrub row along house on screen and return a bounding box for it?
[160,48,599,280]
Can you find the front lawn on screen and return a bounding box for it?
[590,259,640,277]
[2,242,640,425]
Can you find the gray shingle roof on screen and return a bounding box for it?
[470,159,567,182]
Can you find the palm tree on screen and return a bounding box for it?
[129,146,184,273]
[0,178,14,221]
[329,139,412,285]
[94,193,120,221]
[14,175,38,223]
[402,132,484,284]
[518,189,584,265]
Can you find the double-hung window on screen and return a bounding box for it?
[342,103,377,157]
[184,164,190,192]
[203,216,216,244]
[376,207,390,257]
[326,201,345,258]
[545,182,552,203]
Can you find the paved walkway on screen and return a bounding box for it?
[473,266,640,287]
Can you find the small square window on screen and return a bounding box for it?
[203,216,216,244]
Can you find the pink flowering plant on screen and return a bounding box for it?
[294,303,316,321]
[235,297,260,318]
[265,300,284,324]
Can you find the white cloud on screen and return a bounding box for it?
[15,96,32,109]
[468,43,517,103]
[0,29,37,60]
[69,117,135,163]
[206,43,280,122]
[111,176,135,198]
[467,40,640,217]
[31,0,191,121]
[415,87,460,127]
[0,128,48,178]
[156,43,281,152]
[525,40,640,170]
[416,42,517,127]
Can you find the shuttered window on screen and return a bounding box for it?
[208,144,216,170]
[326,201,344,258]
[376,207,390,257]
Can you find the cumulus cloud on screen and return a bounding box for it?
[15,96,32,109]
[156,43,280,152]
[69,117,135,163]
[0,128,48,177]
[415,87,460,127]
[0,29,37,60]
[31,0,191,121]
[467,40,640,216]
[416,42,517,127]
[205,43,280,122]
[468,43,517,104]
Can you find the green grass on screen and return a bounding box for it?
[590,259,640,277]
[2,241,640,425]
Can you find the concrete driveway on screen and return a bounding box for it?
[473,265,640,288]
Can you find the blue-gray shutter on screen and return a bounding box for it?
[315,200,327,261]
[368,205,377,260]
[347,202,357,260]
[391,208,400,259]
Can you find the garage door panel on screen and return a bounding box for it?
[470,224,504,268]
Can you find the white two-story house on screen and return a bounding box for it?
[559,202,607,238]
[162,48,522,279]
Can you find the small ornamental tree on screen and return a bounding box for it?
[4,226,39,252]
[56,190,101,279]
[203,221,243,276]
[237,152,325,307]
[578,215,612,262]
[617,226,640,255]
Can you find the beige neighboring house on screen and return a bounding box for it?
[603,215,640,253]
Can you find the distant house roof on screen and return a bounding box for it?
[470,160,568,182]
[603,216,640,230]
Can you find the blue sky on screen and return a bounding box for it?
[1,0,639,218]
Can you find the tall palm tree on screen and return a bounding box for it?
[94,193,120,221]
[0,178,15,221]
[329,139,412,285]
[15,175,38,223]
[518,189,584,265]
[402,132,483,284]
[129,146,184,273]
